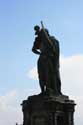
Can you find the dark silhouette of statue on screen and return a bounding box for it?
[22,22,75,125]
[32,22,62,95]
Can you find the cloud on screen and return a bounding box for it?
[28,67,38,80]
[74,96,83,125]
[0,88,41,125]
[60,55,83,96]
[28,54,83,125]
[0,89,23,125]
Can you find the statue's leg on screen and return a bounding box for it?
[37,57,46,93]
[56,70,62,94]
[39,80,45,93]
[45,59,54,94]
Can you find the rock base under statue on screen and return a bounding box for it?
[21,94,76,125]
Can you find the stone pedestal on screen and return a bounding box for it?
[21,94,76,125]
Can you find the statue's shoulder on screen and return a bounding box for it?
[50,36,59,45]
[50,36,58,41]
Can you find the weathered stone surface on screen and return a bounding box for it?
[21,94,76,125]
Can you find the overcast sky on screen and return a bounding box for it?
[0,0,83,125]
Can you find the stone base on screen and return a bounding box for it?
[21,94,76,125]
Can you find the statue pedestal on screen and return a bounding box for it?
[21,94,76,125]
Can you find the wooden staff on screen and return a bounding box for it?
[41,21,56,53]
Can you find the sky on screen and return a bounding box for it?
[0,0,83,125]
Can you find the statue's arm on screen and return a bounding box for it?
[32,36,41,55]
[32,46,41,55]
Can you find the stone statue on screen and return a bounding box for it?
[22,23,75,125]
[32,22,62,95]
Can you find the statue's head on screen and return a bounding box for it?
[34,25,40,35]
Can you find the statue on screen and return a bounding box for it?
[32,22,62,95]
[22,22,76,125]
